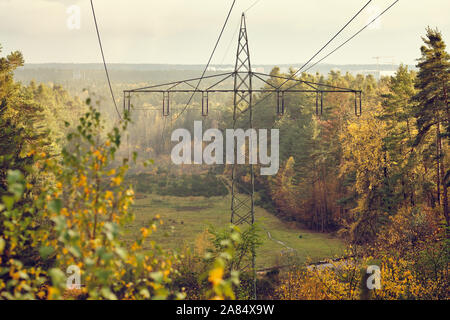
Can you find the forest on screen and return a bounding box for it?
[0,27,449,300]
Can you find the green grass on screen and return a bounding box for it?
[124,194,345,269]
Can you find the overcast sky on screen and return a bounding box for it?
[0,0,449,66]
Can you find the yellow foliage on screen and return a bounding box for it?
[276,254,434,300]
[208,267,224,286]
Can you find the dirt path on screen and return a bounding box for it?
[265,229,295,253]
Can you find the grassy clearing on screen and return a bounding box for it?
[124,193,345,269]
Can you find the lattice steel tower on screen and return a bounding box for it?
[231,14,255,227]
[230,13,257,299]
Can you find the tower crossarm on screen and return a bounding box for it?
[124,71,361,95]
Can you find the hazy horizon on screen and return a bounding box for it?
[1,0,449,66]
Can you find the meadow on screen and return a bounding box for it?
[124,193,345,269]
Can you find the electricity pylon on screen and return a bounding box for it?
[230,13,257,299]
[231,13,255,227]
[122,12,362,300]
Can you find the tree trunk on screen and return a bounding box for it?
[436,123,441,206]
[424,164,435,207]
[312,179,318,231]
[443,82,449,125]
[322,166,328,232]
[437,116,450,228]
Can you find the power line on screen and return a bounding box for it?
[281,0,373,84]
[210,0,262,66]
[212,0,374,115]
[265,0,401,130]
[90,0,122,120]
[220,20,241,66]
[224,1,261,68]
[254,0,372,108]
[245,0,262,13]
[174,0,237,121]
[253,0,400,112]
[280,0,400,96]
[299,0,400,75]
[173,0,370,120]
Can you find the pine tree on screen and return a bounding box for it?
[379,65,417,208]
[413,28,450,227]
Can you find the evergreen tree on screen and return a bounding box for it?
[413,28,450,227]
[379,65,417,208]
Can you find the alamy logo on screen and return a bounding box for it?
[366,265,381,290]
[66,5,81,30]
[171,121,279,176]
[66,265,81,290]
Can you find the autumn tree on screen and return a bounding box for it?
[413,28,450,227]
[0,45,51,198]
